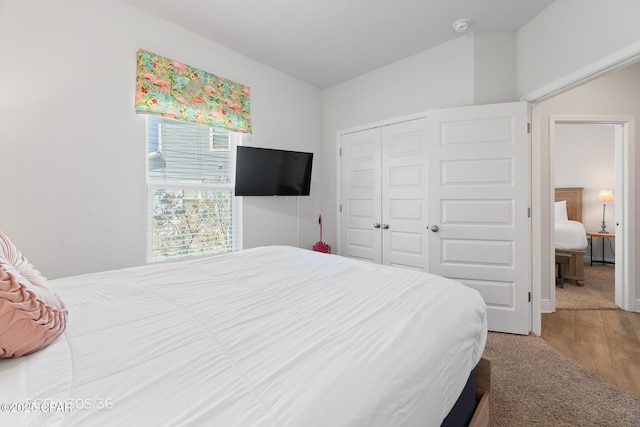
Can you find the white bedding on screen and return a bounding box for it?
[555,220,588,251]
[0,246,487,427]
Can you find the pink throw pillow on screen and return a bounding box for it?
[0,231,68,358]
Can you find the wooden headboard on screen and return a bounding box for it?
[555,187,583,223]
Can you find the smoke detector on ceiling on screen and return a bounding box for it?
[453,18,471,33]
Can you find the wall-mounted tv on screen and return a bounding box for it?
[234,146,313,196]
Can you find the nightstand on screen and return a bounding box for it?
[586,231,615,266]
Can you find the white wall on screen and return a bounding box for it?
[555,124,616,261]
[0,0,322,279]
[474,32,517,105]
[516,0,640,98]
[537,61,640,307]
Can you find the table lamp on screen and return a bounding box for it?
[597,189,614,233]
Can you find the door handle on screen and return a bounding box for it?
[382,224,389,230]
[373,223,381,229]
[430,225,439,232]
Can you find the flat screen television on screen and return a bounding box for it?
[234,146,313,196]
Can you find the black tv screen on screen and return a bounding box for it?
[234,146,313,196]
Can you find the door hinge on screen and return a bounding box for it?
[528,207,531,218]
[527,123,531,134]
[339,148,342,156]
[528,292,531,303]
[340,204,342,213]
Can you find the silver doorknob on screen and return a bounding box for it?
[373,223,381,229]
[430,225,439,232]
[382,224,389,229]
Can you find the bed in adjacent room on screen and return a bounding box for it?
[555,187,589,286]
[0,234,489,427]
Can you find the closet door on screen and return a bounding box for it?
[339,119,428,269]
[380,118,428,270]
[340,128,382,263]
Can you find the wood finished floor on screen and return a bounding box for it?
[542,309,640,399]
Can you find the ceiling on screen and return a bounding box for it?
[122,0,555,89]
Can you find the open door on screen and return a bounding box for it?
[427,102,531,335]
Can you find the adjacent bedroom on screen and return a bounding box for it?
[553,124,617,310]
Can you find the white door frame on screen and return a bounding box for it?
[548,116,635,313]
[524,41,640,335]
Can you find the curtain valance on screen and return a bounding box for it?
[135,49,251,133]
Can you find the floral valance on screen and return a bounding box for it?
[135,49,252,133]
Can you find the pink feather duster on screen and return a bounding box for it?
[312,214,331,253]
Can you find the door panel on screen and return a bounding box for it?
[442,200,513,225]
[340,128,382,263]
[441,159,513,185]
[428,102,530,335]
[382,119,428,270]
[455,278,515,307]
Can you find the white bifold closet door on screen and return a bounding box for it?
[340,118,428,270]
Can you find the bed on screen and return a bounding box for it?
[0,238,489,427]
[555,187,588,286]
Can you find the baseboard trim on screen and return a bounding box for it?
[541,299,553,313]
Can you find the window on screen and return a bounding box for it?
[146,116,241,262]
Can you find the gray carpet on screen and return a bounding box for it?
[484,332,640,426]
[556,263,616,310]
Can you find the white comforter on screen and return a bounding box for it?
[0,246,487,427]
[555,220,588,250]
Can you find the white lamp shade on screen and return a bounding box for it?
[597,189,614,203]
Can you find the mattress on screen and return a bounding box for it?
[555,220,588,251]
[0,246,487,427]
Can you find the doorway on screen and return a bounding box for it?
[550,120,621,310]
[542,118,637,399]
[528,69,638,334]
